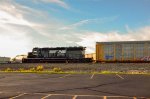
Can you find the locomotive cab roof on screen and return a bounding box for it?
[33,47,86,51]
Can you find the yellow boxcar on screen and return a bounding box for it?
[96,41,150,62]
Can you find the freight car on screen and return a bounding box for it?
[22,47,92,63]
[0,57,10,63]
[96,41,150,63]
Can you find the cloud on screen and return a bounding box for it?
[0,0,44,57]
[60,19,93,30]
[0,0,34,57]
[76,26,150,53]
[0,23,31,57]
[0,10,32,26]
[34,0,69,9]
[0,0,71,57]
[0,0,36,26]
[60,16,118,30]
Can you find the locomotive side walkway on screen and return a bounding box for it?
[0,73,149,99]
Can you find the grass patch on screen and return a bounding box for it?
[0,70,150,75]
[0,66,150,75]
[100,71,117,74]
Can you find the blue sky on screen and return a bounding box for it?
[16,0,150,31]
[0,0,150,57]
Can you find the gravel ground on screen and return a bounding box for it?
[0,63,150,73]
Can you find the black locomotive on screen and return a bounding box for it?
[22,47,92,63]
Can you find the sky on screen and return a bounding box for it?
[0,0,150,57]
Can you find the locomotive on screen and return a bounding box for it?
[22,47,92,63]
